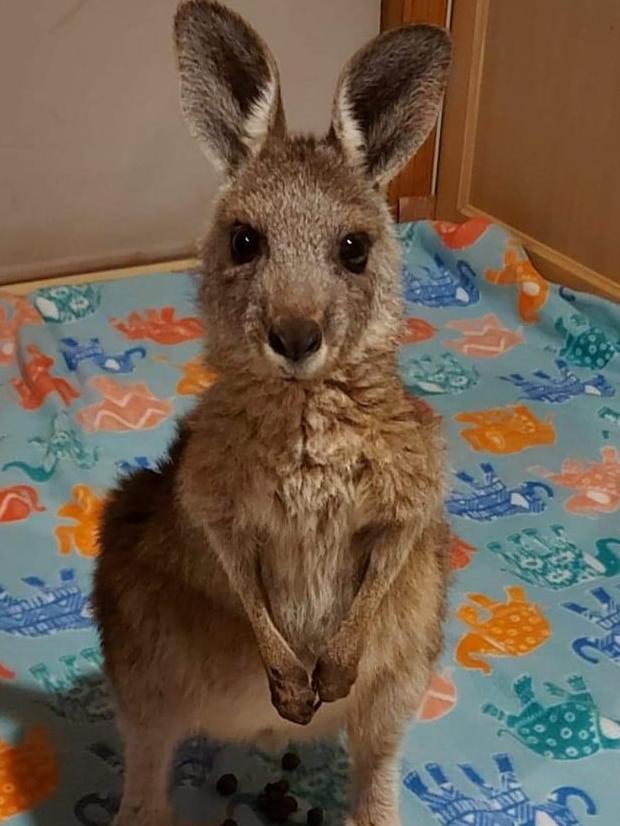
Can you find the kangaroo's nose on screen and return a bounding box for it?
[268,318,323,363]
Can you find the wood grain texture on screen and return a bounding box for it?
[436,0,620,301]
[382,0,449,218]
[398,195,437,222]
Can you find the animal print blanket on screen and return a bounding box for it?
[0,219,619,826]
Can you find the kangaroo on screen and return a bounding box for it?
[93,3,451,825]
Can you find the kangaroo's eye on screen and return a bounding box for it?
[230,224,262,264]
[339,232,371,274]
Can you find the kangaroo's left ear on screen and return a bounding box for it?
[330,25,451,187]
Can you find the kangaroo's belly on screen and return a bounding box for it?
[255,467,361,658]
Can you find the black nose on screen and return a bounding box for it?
[268,319,323,363]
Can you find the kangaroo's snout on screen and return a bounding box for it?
[268,318,323,364]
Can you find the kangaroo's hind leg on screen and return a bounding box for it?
[114,710,183,826]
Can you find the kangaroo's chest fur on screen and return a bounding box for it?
[179,374,435,657]
[255,392,369,654]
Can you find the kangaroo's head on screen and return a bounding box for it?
[174,0,450,382]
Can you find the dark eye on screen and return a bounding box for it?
[338,232,371,274]
[230,224,262,264]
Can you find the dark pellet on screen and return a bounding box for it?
[266,800,290,823]
[307,807,324,826]
[265,779,288,799]
[221,820,237,826]
[282,795,298,813]
[281,752,301,772]
[216,773,238,796]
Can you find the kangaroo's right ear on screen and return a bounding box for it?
[174,0,285,173]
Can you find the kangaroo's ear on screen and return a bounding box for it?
[174,0,285,173]
[331,25,451,186]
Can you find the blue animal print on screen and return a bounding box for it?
[401,352,479,395]
[487,527,620,590]
[0,569,91,637]
[61,337,146,373]
[501,360,615,404]
[115,456,158,474]
[404,753,597,825]
[402,253,479,307]
[563,585,620,667]
[30,647,113,723]
[446,463,554,521]
[33,284,101,323]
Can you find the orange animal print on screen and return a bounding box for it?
[450,535,477,571]
[176,356,218,396]
[455,586,550,674]
[531,446,620,516]
[110,306,204,344]
[455,404,555,454]
[0,293,41,366]
[55,484,105,557]
[444,313,523,358]
[76,376,173,432]
[11,344,79,410]
[0,727,57,820]
[431,217,491,250]
[417,668,458,721]
[0,485,45,523]
[485,243,549,323]
[401,317,436,344]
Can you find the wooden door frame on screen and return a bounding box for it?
[436,0,620,302]
[381,0,451,221]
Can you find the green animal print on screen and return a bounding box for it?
[483,674,620,760]
[598,406,620,428]
[401,352,479,395]
[2,410,98,481]
[555,314,619,369]
[30,647,113,724]
[33,284,101,323]
[246,740,350,821]
[487,526,620,590]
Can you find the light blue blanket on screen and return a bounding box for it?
[0,219,618,825]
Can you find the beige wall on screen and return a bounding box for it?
[0,0,379,283]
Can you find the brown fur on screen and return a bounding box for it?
[93,3,451,824]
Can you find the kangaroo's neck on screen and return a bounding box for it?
[208,347,400,415]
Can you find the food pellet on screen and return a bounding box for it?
[265,779,289,799]
[281,752,301,772]
[282,795,298,813]
[266,800,290,823]
[216,773,238,796]
[221,820,237,826]
[307,807,324,825]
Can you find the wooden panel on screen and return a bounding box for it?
[381,0,449,219]
[436,0,620,301]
